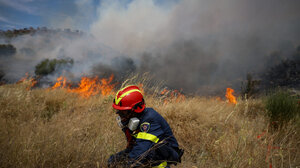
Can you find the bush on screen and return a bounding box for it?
[265,90,299,127]
[35,58,73,76]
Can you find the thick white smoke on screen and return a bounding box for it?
[91,0,300,56]
[1,0,300,94]
[90,0,300,93]
[91,0,172,55]
[0,32,119,82]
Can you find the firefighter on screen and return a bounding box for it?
[108,85,184,168]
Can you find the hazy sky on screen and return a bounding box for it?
[0,0,100,30]
[0,0,176,30]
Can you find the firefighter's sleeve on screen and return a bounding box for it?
[128,121,164,162]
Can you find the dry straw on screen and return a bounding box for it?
[0,78,299,167]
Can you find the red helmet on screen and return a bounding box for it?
[112,85,145,113]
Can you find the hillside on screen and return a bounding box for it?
[0,78,299,168]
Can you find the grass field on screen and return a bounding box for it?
[0,79,299,168]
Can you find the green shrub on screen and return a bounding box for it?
[265,90,299,127]
[35,58,73,76]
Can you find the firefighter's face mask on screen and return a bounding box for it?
[128,117,140,131]
[116,116,140,131]
[116,110,140,131]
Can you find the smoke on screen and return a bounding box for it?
[0,31,120,82]
[1,0,300,94]
[90,0,300,94]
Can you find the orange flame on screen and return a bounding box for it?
[171,90,186,102]
[17,73,37,90]
[28,78,37,90]
[160,88,168,95]
[160,88,185,104]
[51,74,116,98]
[52,76,67,89]
[17,73,29,83]
[226,88,237,104]
[99,75,115,95]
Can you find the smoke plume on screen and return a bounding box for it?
[90,0,300,94]
[0,31,120,82]
[1,0,300,94]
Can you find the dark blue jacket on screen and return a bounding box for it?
[128,108,179,164]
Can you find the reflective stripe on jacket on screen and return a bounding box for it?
[128,108,179,164]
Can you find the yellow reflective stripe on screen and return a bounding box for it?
[115,85,134,104]
[152,161,167,168]
[115,89,142,105]
[135,132,159,143]
[115,85,134,98]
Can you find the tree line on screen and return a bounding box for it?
[0,27,84,39]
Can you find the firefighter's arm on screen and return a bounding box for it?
[127,121,164,165]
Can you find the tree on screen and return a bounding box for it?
[35,58,73,76]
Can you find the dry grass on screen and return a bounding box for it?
[0,80,299,168]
